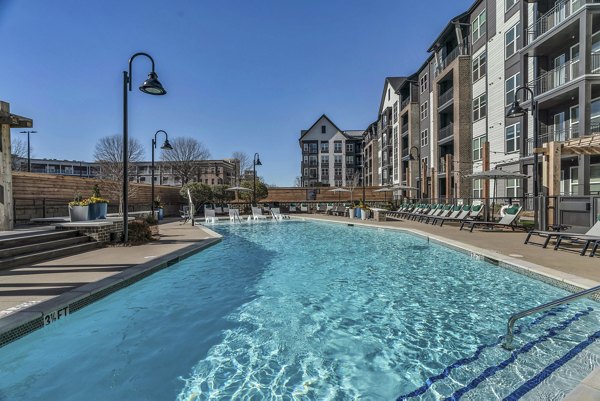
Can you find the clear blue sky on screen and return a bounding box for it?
[1,0,473,186]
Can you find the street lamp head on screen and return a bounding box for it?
[506,99,528,118]
[139,72,167,95]
[161,139,173,150]
[20,130,37,133]
[255,157,262,166]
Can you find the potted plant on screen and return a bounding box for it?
[153,196,164,221]
[359,202,370,220]
[68,192,90,222]
[88,184,109,220]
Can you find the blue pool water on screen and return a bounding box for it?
[0,221,598,400]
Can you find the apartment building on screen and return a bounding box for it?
[299,114,364,187]
[376,77,404,186]
[19,158,240,187]
[363,122,379,187]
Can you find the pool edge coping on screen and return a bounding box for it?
[296,216,600,298]
[0,226,223,349]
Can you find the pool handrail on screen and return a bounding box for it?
[503,283,600,350]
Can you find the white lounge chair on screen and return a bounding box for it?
[229,208,242,223]
[551,216,600,255]
[251,207,268,220]
[460,205,523,232]
[271,207,289,221]
[204,209,217,224]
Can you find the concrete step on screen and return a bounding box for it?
[0,230,79,250]
[0,236,91,259]
[0,242,101,270]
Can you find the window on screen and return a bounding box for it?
[387,88,390,100]
[472,52,486,81]
[570,165,600,194]
[334,155,342,165]
[420,74,428,93]
[320,141,329,153]
[505,122,521,153]
[473,94,487,121]
[321,155,329,164]
[211,178,215,185]
[303,143,308,152]
[334,141,342,152]
[345,155,354,165]
[473,136,484,161]
[506,0,517,11]
[334,168,342,176]
[420,129,428,147]
[346,143,354,153]
[473,179,483,199]
[309,143,318,153]
[505,22,521,59]
[472,10,487,42]
[420,102,428,120]
[506,178,520,197]
[505,73,521,106]
[393,102,398,123]
[321,168,328,177]
[321,125,326,134]
[303,168,308,176]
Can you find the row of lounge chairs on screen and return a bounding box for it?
[525,215,600,257]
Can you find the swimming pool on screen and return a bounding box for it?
[0,221,598,400]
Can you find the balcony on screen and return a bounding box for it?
[401,97,410,110]
[439,158,447,174]
[438,88,454,108]
[434,45,469,78]
[439,123,454,141]
[401,122,409,135]
[401,148,409,158]
[527,0,600,45]
[530,57,581,96]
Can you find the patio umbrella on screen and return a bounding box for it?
[328,187,351,201]
[466,169,528,221]
[373,187,395,202]
[390,185,419,201]
[225,186,252,202]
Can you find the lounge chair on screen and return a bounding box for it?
[300,203,308,213]
[460,205,523,232]
[271,207,290,220]
[424,205,460,224]
[316,204,327,213]
[431,205,472,226]
[229,208,242,223]
[180,205,190,224]
[420,204,453,223]
[416,204,443,223]
[251,207,268,220]
[435,204,484,227]
[289,203,297,213]
[525,215,600,252]
[552,216,600,255]
[204,209,217,223]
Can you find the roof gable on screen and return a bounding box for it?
[299,114,345,141]
[378,77,406,115]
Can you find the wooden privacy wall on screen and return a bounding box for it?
[264,187,391,203]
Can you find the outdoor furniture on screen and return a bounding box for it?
[435,204,484,227]
[300,203,308,213]
[180,206,190,224]
[431,205,471,226]
[228,208,242,223]
[525,218,599,251]
[551,216,600,256]
[316,204,327,213]
[420,204,452,223]
[251,207,268,220]
[460,205,523,232]
[204,209,217,223]
[416,204,442,223]
[271,208,290,220]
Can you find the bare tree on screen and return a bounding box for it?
[94,134,145,213]
[294,176,302,187]
[232,151,252,176]
[11,138,29,171]
[161,137,211,186]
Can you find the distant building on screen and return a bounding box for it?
[299,114,363,187]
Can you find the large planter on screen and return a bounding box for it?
[348,208,355,219]
[360,209,369,220]
[88,202,108,220]
[157,207,164,221]
[69,205,90,222]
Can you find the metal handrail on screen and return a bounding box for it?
[503,284,600,350]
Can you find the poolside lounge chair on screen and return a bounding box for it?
[551,216,600,256]
[229,208,242,223]
[316,204,327,213]
[271,208,290,220]
[525,215,600,252]
[431,205,471,226]
[435,204,484,227]
[289,203,297,213]
[300,203,308,213]
[460,205,523,232]
[251,207,268,220]
[180,206,190,224]
[416,204,444,223]
[204,209,217,224]
[420,204,453,223]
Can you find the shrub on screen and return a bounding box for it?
[145,214,158,226]
[127,220,152,243]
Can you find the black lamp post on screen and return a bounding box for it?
[122,52,167,242]
[151,130,172,218]
[409,145,421,200]
[253,153,262,205]
[506,86,539,229]
[19,130,37,172]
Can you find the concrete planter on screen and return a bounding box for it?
[69,205,89,222]
[360,209,369,220]
[348,208,355,219]
[157,207,164,221]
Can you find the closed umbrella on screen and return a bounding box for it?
[328,187,351,201]
[466,169,528,221]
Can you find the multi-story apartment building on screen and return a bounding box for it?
[19,158,240,187]
[376,77,404,186]
[299,114,364,187]
[363,122,379,187]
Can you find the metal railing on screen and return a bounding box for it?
[503,284,600,349]
[438,88,454,107]
[530,57,580,95]
[434,45,469,77]
[401,122,409,134]
[439,123,454,141]
[402,148,409,158]
[525,122,600,154]
[401,97,410,110]
[527,0,600,44]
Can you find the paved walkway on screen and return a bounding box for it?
[302,214,600,286]
[0,220,214,316]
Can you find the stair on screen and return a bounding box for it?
[0,230,101,270]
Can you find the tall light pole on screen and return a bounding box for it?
[151,130,172,218]
[507,86,539,229]
[253,153,262,205]
[19,130,37,172]
[122,52,167,242]
[361,140,366,205]
[409,145,421,200]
